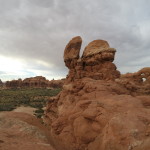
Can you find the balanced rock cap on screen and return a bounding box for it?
[82,40,116,57]
[64,36,82,61]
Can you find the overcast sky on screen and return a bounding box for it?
[0,0,150,81]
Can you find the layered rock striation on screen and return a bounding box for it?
[44,37,150,150]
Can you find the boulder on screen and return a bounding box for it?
[83,39,115,59]
[64,36,82,69]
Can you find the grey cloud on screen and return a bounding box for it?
[28,0,55,8]
[0,0,150,80]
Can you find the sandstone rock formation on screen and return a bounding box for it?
[64,37,120,83]
[44,37,150,150]
[5,76,65,89]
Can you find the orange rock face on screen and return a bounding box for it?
[44,37,150,150]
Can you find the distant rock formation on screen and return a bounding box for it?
[44,36,150,150]
[5,79,22,88]
[22,76,48,88]
[0,79,3,87]
[5,76,65,89]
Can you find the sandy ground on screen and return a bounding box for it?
[0,111,56,150]
[13,106,36,115]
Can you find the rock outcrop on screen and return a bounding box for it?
[44,37,150,150]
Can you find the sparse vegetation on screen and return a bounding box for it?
[0,88,61,117]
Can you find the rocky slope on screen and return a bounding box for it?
[44,36,150,150]
[0,112,55,150]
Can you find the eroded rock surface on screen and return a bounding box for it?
[44,37,150,150]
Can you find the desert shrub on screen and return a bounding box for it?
[0,103,16,111]
[0,88,61,112]
[29,102,43,108]
[34,113,43,118]
[34,108,44,114]
[34,108,44,118]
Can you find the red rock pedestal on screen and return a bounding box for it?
[64,37,120,82]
